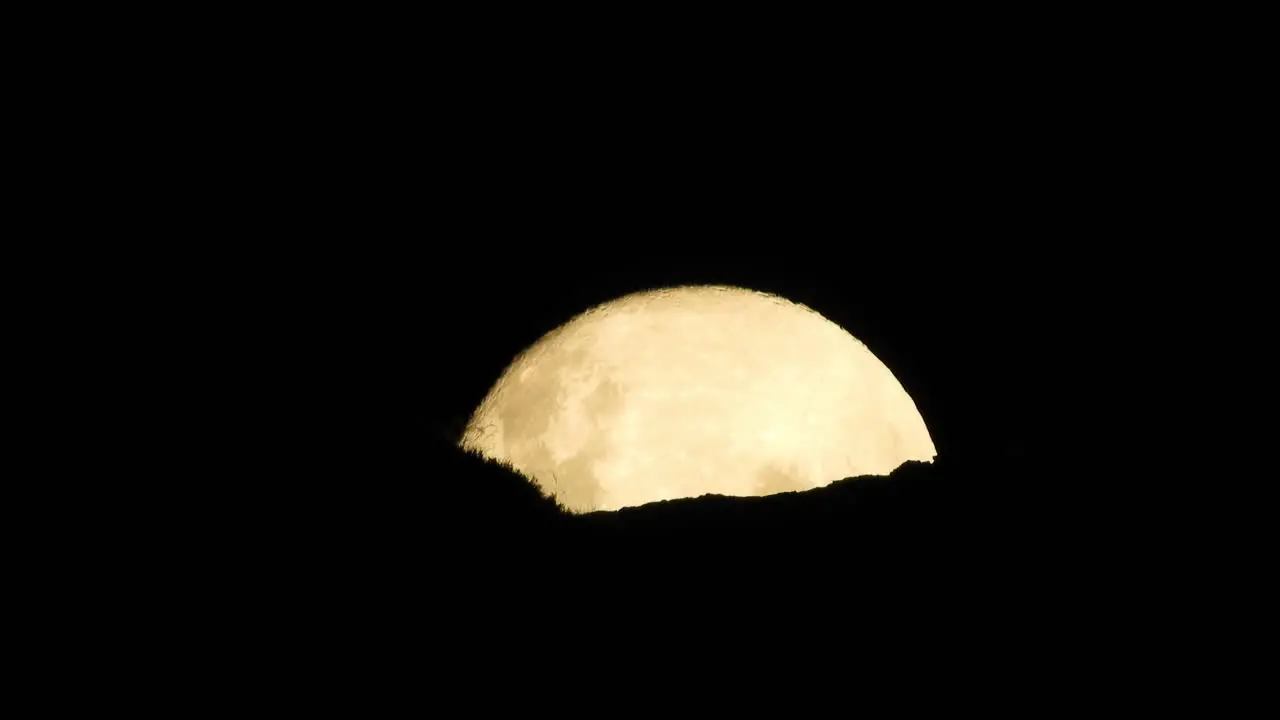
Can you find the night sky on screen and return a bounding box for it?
[333,228,1066,475]
[225,50,1143,595]
[254,81,1119,556]
[77,11,1243,701]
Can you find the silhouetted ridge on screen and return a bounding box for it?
[317,436,1093,621]
[422,440,566,519]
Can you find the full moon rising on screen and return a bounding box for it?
[461,285,935,513]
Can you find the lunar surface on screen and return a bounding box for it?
[461,285,935,513]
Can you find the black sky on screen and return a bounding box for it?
[257,50,1135,479]
[192,16,1164,471]
[58,10,1257,701]
[210,23,1189,595]
[324,202,1076,476]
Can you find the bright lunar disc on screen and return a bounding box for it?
[461,285,935,513]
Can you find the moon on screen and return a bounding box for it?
[461,285,935,513]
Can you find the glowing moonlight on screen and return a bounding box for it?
[461,285,935,513]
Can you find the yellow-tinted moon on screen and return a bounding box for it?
[461,285,935,513]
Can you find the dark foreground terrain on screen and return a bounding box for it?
[254,434,1121,639]
[176,432,1170,702]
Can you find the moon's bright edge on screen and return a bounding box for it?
[461,285,935,513]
